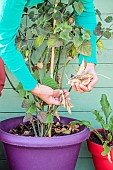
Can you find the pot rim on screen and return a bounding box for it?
[0,116,90,148]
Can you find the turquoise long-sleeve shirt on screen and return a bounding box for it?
[0,0,97,91]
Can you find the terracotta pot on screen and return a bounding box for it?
[87,129,113,170]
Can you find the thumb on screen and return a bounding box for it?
[53,89,63,97]
[88,76,97,91]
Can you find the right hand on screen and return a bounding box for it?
[30,83,70,105]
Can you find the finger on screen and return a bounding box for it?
[88,76,98,91]
[71,85,77,91]
[63,90,70,97]
[75,83,84,93]
[51,98,61,105]
[79,84,89,92]
[53,89,63,97]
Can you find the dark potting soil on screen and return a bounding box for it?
[9,120,80,137]
[89,130,113,146]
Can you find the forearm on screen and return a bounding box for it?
[0,0,38,91]
[0,45,37,91]
[73,0,97,65]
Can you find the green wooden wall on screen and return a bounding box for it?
[0,0,113,169]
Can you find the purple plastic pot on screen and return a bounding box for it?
[0,116,90,170]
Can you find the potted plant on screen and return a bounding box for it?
[71,94,113,170]
[87,94,113,170]
[0,1,92,170]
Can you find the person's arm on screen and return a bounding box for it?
[0,0,69,105]
[0,0,38,91]
[72,0,98,93]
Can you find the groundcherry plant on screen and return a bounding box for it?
[6,0,93,137]
[6,0,113,138]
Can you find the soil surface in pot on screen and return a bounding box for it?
[89,130,113,146]
[9,119,80,137]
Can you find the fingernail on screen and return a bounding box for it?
[88,85,92,91]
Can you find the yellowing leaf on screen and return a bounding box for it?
[97,40,104,50]
[35,35,45,47]
[78,41,92,56]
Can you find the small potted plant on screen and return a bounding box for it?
[87,94,113,170]
[0,1,91,170]
[71,94,113,170]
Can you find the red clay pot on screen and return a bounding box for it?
[87,129,113,170]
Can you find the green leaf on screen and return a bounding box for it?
[33,71,40,81]
[18,89,26,98]
[102,142,111,156]
[47,35,58,48]
[104,16,113,23]
[108,133,112,141]
[96,9,102,21]
[16,82,23,91]
[28,11,34,19]
[78,40,92,56]
[68,0,75,5]
[63,22,72,32]
[73,1,84,15]
[73,36,83,47]
[42,76,59,90]
[71,45,78,57]
[100,94,112,121]
[46,114,53,124]
[60,31,70,41]
[80,120,92,128]
[52,11,62,21]
[44,14,52,22]
[35,35,45,47]
[71,120,92,128]
[109,116,113,124]
[26,103,37,114]
[103,123,110,130]
[103,31,111,39]
[92,110,105,126]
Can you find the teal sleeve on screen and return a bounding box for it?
[0,0,43,91]
[73,0,97,65]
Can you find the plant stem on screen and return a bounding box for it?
[50,0,58,78]
[60,60,70,88]
[32,120,38,137]
[54,47,62,81]
[6,72,19,94]
[28,40,34,72]
[37,120,41,137]
[38,46,48,62]
[44,124,52,137]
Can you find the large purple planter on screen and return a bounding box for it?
[0,116,90,170]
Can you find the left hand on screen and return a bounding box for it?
[71,63,98,93]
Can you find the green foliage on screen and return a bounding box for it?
[42,76,59,90]
[35,35,45,47]
[46,114,53,124]
[75,94,113,157]
[92,94,113,156]
[73,1,84,15]
[95,9,113,49]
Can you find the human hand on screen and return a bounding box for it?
[71,63,98,93]
[30,84,70,105]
